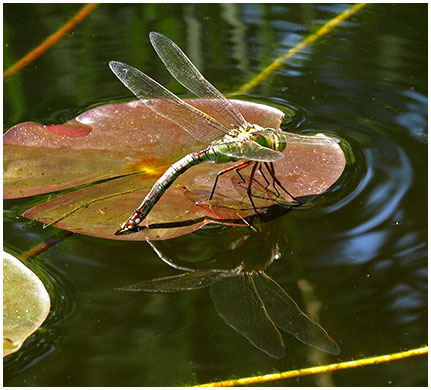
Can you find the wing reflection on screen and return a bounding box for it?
[251,272,340,355]
[119,256,340,358]
[209,271,286,359]
[119,269,226,292]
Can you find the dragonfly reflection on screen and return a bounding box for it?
[119,238,340,359]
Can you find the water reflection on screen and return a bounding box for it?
[119,227,340,359]
[395,90,427,142]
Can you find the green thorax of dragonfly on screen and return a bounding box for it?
[211,123,287,164]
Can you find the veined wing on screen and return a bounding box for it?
[215,129,338,163]
[149,31,247,130]
[218,139,285,162]
[109,61,229,143]
[264,128,340,146]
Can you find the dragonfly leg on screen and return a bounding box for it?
[235,161,267,216]
[246,162,261,215]
[235,168,246,184]
[258,164,271,187]
[197,161,254,204]
[240,162,268,190]
[264,162,280,197]
[264,162,303,204]
[235,160,268,187]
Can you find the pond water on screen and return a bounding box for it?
[3,3,427,387]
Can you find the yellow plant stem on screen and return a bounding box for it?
[3,3,100,79]
[231,3,367,96]
[196,346,428,387]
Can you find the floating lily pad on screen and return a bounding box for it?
[3,252,51,357]
[4,99,346,240]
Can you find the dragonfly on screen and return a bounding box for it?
[110,32,335,235]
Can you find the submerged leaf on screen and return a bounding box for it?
[3,252,51,357]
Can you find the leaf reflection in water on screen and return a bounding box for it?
[119,242,340,359]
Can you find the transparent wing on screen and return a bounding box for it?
[262,128,340,147]
[215,128,337,163]
[149,31,247,130]
[210,273,286,359]
[221,139,285,162]
[109,61,229,143]
[118,270,226,292]
[254,272,341,355]
[283,132,340,146]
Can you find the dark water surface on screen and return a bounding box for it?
[3,3,427,386]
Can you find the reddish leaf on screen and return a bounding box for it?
[4,99,346,240]
[44,120,92,137]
